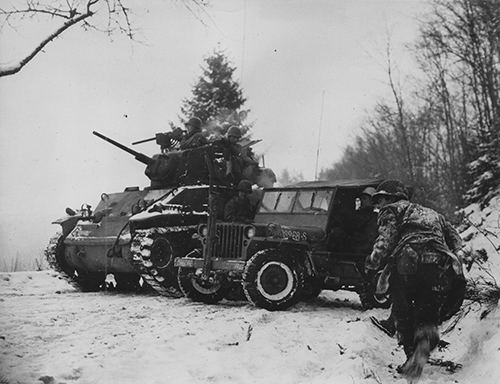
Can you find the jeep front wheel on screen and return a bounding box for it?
[178,267,228,304]
[242,250,304,311]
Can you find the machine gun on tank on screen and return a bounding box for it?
[132,128,185,152]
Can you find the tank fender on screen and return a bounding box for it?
[52,215,81,237]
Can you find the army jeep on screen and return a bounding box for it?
[175,178,391,311]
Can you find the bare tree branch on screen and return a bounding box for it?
[0,7,94,77]
[0,1,207,78]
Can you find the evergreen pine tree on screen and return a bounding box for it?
[180,49,251,138]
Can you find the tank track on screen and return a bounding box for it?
[129,226,197,298]
[45,233,80,290]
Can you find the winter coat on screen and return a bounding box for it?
[365,200,463,294]
[179,131,208,150]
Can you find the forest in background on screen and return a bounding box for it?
[320,0,499,217]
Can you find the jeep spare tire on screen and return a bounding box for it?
[243,250,304,311]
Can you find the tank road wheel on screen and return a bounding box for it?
[129,228,186,298]
[243,250,304,311]
[177,260,229,304]
[358,270,391,310]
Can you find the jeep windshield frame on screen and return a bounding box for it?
[259,189,333,214]
[253,178,384,231]
[254,187,335,230]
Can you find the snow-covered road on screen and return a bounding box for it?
[2,270,497,384]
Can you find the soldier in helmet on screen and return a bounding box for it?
[223,126,243,180]
[221,126,259,183]
[179,117,208,150]
[365,180,465,381]
[224,179,255,223]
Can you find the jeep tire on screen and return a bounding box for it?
[178,267,229,304]
[243,249,304,311]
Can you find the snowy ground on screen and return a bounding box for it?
[1,193,499,384]
[0,270,498,384]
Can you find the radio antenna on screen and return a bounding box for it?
[314,90,325,180]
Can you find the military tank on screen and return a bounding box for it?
[46,129,272,296]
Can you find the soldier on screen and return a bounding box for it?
[222,126,243,181]
[179,117,208,149]
[224,179,255,223]
[221,126,259,182]
[349,186,379,253]
[328,186,378,253]
[365,180,464,381]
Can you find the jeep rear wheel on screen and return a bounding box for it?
[243,250,304,311]
[178,267,228,304]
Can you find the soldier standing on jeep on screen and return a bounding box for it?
[365,180,465,381]
[224,179,255,223]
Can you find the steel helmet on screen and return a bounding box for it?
[373,180,409,200]
[226,126,242,138]
[185,117,202,131]
[361,187,377,197]
[237,179,252,193]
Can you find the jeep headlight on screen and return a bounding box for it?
[198,224,208,237]
[245,225,256,239]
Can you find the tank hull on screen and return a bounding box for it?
[56,188,171,279]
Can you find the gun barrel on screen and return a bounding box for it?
[132,137,156,145]
[93,131,153,165]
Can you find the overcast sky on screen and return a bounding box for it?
[0,0,429,259]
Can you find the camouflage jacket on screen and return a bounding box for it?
[365,200,462,275]
[179,131,208,150]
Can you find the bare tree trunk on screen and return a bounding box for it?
[386,39,414,182]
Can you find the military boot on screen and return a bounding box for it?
[400,325,439,381]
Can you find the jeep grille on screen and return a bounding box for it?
[215,223,248,259]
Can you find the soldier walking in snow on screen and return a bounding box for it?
[365,180,465,381]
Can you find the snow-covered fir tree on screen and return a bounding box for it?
[180,49,251,138]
